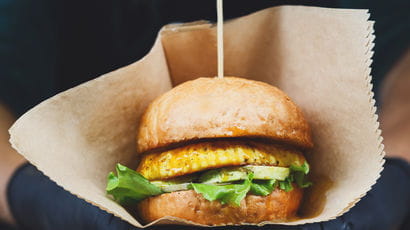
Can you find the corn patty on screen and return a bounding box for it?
[137,141,305,180]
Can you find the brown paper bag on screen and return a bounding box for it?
[9,5,384,227]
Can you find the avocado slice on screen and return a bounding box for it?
[199,165,290,184]
[151,173,197,192]
[151,181,191,192]
[199,167,247,184]
[151,165,290,192]
[243,165,289,180]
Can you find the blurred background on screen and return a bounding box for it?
[0,0,409,229]
[1,0,409,117]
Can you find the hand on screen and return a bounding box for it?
[7,164,135,230]
[7,158,410,230]
[155,158,410,230]
[0,104,26,225]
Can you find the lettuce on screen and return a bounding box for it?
[290,161,310,174]
[274,161,312,192]
[106,162,312,207]
[278,177,293,192]
[106,163,163,205]
[290,161,313,188]
[190,173,253,206]
[250,179,277,196]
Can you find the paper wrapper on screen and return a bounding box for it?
[9,5,384,227]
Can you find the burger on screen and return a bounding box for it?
[106,77,313,225]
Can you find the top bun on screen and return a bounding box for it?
[137,77,312,153]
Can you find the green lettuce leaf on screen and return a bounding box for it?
[106,163,163,205]
[279,177,294,192]
[288,161,312,190]
[250,179,277,196]
[106,162,312,207]
[190,173,253,206]
[290,161,310,174]
[294,172,313,188]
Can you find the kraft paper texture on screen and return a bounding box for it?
[9,5,383,227]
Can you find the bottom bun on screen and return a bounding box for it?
[137,187,303,225]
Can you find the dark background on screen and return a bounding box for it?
[1,0,409,117]
[0,0,409,229]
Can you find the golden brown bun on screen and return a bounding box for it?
[137,77,312,153]
[137,187,303,225]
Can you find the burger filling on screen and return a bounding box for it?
[106,141,312,206]
[136,141,306,180]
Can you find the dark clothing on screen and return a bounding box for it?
[7,159,410,230]
[1,1,410,230]
[0,0,409,116]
